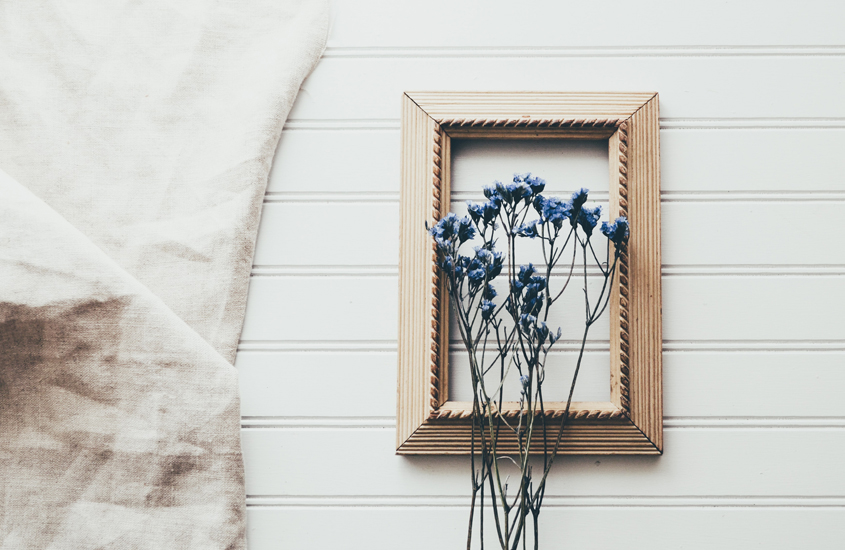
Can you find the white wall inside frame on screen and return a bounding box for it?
[237,1,845,548]
[447,139,613,404]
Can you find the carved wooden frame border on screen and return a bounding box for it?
[397,92,662,455]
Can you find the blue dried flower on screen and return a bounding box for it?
[454,255,470,280]
[526,174,546,195]
[571,188,589,210]
[466,201,484,223]
[494,180,512,202]
[428,213,455,240]
[514,173,546,198]
[510,181,533,203]
[481,300,496,320]
[475,248,492,263]
[520,375,530,389]
[532,194,545,213]
[483,183,502,201]
[519,314,536,333]
[429,212,476,247]
[438,255,453,272]
[522,278,546,317]
[465,246,504,289]
[513,264,536,292]
[601,216,630,244]
[482,200,501,225]
[486,178,535,205]
[517,264,536,285]
[457,216,476,243]
[529,275,547,290]
[536,322,550,341]
[466,199,501,227]
[468,268,486,284]
[483,283,497,300]
[577,205,602,235]
[488,250,504,279]
[534,195,572,229]
[438,254,471,283]
[513,219,539,239]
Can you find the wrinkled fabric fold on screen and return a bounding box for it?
[0,1,328,547]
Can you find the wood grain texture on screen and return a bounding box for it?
[609,122,628,414]
[625,96,663,451]
[411,91,654,122]
[397,94,439,448]
[397,92,662,454]
[436,131,451,406]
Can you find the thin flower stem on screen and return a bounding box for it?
[550,233,578,305]
[587,237,606,274]
[582,235,590,316]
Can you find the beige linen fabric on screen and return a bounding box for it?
[0,1,328,548]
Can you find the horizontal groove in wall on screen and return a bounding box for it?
[284,120,400,130]
[447,191,840,203]
[660,190,845,202]
[264,191,398,203]
[322,45,845,59]
[664,417,845,428]
[237,340,845,353]
[446,339,845,352]
[283,118,845,131]
[237,340,397,352]
[242,416,395,428]
[251,265,397,276]
[245,494,845,508]
[263,191,845,204]
[240,417,845,430]
[250,265,845,277]
[663,265,845,275]
[662,340,845,352]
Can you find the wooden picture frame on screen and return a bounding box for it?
[397,92,662,455]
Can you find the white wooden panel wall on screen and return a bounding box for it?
[238,1,845,547]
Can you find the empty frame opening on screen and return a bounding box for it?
[446,138,612,403]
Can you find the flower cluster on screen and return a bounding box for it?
[466,199,501,227]
[485,173,546,206]
[601,216,629,244]
[505,263,559,346]
[511,264,545,315]
[511,219,537,239]
[532,187,608,237]
[428,212,475,253]
[429,215,504,319]
[466,173,547,230]
[467,246,504,289]
[431,177,629,347]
